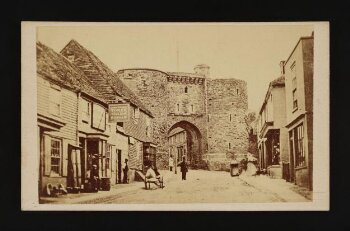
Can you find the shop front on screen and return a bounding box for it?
[78,133,111,191]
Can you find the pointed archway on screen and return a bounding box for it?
[167,120,203,168]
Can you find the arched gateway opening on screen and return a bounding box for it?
[167,121,203,169]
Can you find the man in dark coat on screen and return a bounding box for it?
[177,156,188,180]
[122,159,129,184]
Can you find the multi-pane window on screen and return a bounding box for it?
[50,138,61,176]
[291,62,298,110]
[81,98,91,122]
[292,89,298,109]
[105,144,111,172]
[145,116,151,137]
[49,86,61,116]
[294,124,305,167]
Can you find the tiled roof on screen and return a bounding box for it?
[36,42,107,104]
[270,75,285,86]
[60,40,153,117]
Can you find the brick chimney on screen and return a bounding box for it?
[279,61,285,75]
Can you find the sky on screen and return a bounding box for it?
[37,23,314,112]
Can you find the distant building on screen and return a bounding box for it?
[257,62,288,179]
[284,34,314,190]
[168,127,188,163]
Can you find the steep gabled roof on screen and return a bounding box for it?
[60,40,153,117]
[36,42,107,104]
[259,75,285,115]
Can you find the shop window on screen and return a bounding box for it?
[105,144,111,174]
[49,85,61,116]
[294,124,305,167]
[50,138,61,176]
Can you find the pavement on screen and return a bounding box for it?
[40,169,312,204]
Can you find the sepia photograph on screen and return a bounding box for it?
[21,22,329,211]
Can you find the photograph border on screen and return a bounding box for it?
[21,21,329,211]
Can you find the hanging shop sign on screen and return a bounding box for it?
[108,103,130,123]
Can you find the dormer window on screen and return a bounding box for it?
[67,54,75,63]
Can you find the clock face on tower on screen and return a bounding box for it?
[92,103,106,131]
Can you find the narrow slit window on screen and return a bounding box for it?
[230,114,232,121]
[184,86,188,93]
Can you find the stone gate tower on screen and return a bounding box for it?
[117,65,248,170]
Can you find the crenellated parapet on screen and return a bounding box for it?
[167,73,205,85]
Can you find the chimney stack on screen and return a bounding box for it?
[194,64,210,78]
[279,61,285,75]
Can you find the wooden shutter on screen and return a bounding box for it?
[44,135,51,176]
[62,141,68,176]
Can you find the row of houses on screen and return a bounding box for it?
[37,40,157,195]
[257,33,314,190]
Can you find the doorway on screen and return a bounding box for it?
[289,132,295,182]
[116,149,122,184]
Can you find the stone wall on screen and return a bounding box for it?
[206,79,248,170]
[167,80,206,115]
[116,69,169,165]
[119,68,248,171]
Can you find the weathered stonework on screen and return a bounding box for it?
[117,66,248,170]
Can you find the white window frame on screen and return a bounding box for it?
[50,138,62,176]
[92,103,106,131]
[81,98,91,123]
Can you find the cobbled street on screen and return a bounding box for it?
[41,169,311,204]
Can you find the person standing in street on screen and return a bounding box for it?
[122,159,129,184]
[177,156,188,180]
[169,155,174,171]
